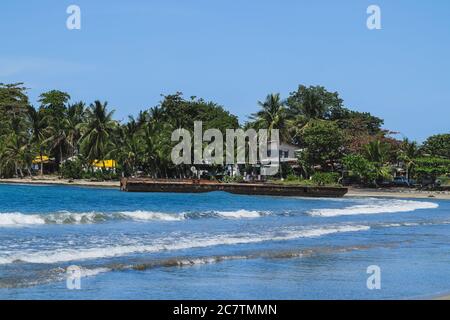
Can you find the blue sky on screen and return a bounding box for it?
[1,0,449,141]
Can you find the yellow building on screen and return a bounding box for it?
[32,155,51,164]
[92,160,117,169]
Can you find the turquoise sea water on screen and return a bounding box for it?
[0,184,449,300]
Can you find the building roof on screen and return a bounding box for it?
[32,156,53,164]
[92,160,117,168]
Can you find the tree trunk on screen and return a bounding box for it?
[40,149,44,176]
[59,145,63,166]
[279,153,283,179]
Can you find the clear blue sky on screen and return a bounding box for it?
[1,0,449,141]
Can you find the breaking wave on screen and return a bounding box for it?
[0,211,179,226]
[0,224,369,264]
[1,243,394,289]
[212,210,265,219]
[308,200,439,217]
[0,209,270,227]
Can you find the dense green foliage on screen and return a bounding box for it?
[0,86,239,179]
[421,134,450,159]
[0,82,448,187]
[311,172,340,186]
[415,157,450,181]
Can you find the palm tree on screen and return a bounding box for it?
[251,94,287,132]
[78,101,117,167]
[364,140,391,184]
[364,140,389,164]
[250,93,289,178]
[27,105,46,175]
[2,133,33,177]
[109,125,141,177]
[66,102,86,157]
[43,115,70,165]
[285,86,337,142]
[398,138,420,182]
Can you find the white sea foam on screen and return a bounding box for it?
[119,211,185,221]
[79,267,111,278]
[308,200,439,217]
[214,210,264,219]
[0,224,369,264]
[0,209,271,227]
[0,211,186,227]
[0,213,46,226]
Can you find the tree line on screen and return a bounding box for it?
[0,82,449,186]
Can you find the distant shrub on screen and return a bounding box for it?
[285,174,297,181]
[222,175,244,183]
[311,172,340,186]
[60,159,84,179]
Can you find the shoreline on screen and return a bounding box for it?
[346,187,450,200]
[0,178,119,189]
[0,178,449,199]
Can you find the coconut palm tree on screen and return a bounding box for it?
[2,133,33,177]
[109,124,140,177]
[398,138,420,182]
[251,94,288,133]
[364,140,391,185]
[66,102,86,157]
[78,101,117,167]
[43,115,70,165]
[250,93,290,178]
[364,140,389,164]
[27,105,47,175]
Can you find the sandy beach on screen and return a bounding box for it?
[0,177,120,188]
[347,187,450,200]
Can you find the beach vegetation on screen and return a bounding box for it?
[0,82,448,188]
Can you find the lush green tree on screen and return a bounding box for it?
[364,140,390,164]
[415,157,450,184]
[38,90,70,119]
[0,83,29,118]
[78,101,117,166]
[421,134,450,159]
[1,133,33,177]
[298,121,344,176]
[286,85,343,120]
[343,154,377,185]
[331,109,383,135]
[43,115,70,164]
[27,105,47,175]
[39,90,71,164]
[159,93,239,132]
[250,93,290,177]
[251,93,287,132]
[109,125,141,177]
[398,138,421,181]
[66,102,86,157]
[362,140,393,184]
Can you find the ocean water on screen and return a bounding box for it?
[0,184,449,300]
